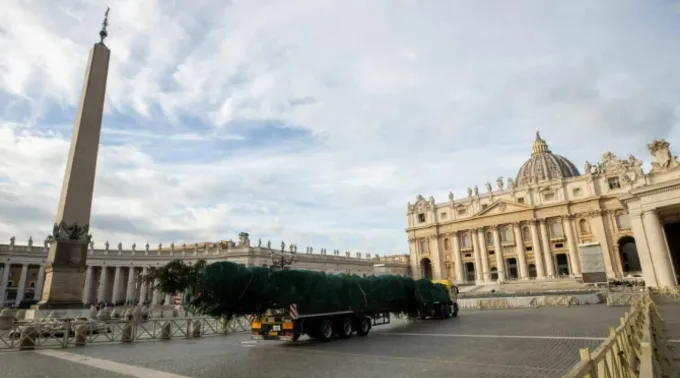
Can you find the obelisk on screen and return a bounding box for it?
[35,9,111,309]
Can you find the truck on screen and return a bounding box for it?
[417,279,459,320]
[250,280,460,343]
[250,303,391,342]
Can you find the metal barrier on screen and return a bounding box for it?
[562,292,679,378]
[606,291,645,307]
[0,316,251,351]
[649,287,680,300]
[638,299,679,377]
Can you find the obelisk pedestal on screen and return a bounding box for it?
[33,25,111,311]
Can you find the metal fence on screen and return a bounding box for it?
[0,316,251,351]
[562,292,678,378]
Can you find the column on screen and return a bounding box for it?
[14,264,28,306]
[492,227,506,281]
[452,232,464,284]
[471,229,483,283]
[34,264,46,301]
[408,239,419,279]
[82,266,93,304]
[476,229,490,282]
[138,267,148,305]
[513,223,528,279]
[529,221,546,278]
[629,213,658,287]
[590,211,615,277]
[97,267,108,303]
[429,235,443,280]
[539,220,556,277]
[151,280,160,305]
[126,267,136,304]
[642,210,677,287]
[563,216,581,276]
[111,266,122,304]
[0,264,11,304]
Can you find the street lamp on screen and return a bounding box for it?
[271,242,296,269]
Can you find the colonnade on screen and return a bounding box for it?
[0,263,45,306]
[84,265,170,306]
[0,264,173,307]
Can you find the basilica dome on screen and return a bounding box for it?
[515,132,581,187]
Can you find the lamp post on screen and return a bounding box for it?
[271,242,296,270]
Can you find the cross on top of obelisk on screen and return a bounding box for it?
[99,7,110,44]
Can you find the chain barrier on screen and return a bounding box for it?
[0,315,251,351]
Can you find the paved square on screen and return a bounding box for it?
[0,305,629,378]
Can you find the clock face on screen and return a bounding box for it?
[498,203,507,212]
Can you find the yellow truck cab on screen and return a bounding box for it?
[432,279,459,318]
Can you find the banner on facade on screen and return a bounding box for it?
[578,243,608,284]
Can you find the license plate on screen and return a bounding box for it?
[272,325,281,331]
[268,331,278,336]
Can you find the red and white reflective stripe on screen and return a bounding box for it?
[248,314,254,322]
[173,293,182,305]
[289,303,298,319]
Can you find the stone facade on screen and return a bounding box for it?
[406,133,680,288]
[0,234,409,307]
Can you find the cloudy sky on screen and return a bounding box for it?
[1,0,679,255]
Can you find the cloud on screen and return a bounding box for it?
[1,0,680,254]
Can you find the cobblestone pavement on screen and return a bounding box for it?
[0,305,628,378]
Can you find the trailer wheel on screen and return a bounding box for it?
[317,319,333,342]
[356,317,370,337]
[336,317,353,339]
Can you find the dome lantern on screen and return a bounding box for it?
[531,131,551,155]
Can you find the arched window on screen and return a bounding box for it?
[419,239,429,253]
[501,226,512,242]
[579,219,590,234]
[522,227,531,241]
[462,233,471,248]
[550,220,563,237]
[444,238,451,251]
[616,214,631,230]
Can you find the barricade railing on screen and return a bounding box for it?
[562,295,645,378]
[0,315,251,351]
[638,298,679,378]
[562,292,678,378]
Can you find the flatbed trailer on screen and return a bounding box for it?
[251,304,391,343]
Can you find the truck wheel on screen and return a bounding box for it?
[336,317,353,339]
[356,317,370,337]
[317,319,333,342]
[439,305,449,319]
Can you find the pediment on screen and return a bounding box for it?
[474,199,532,217]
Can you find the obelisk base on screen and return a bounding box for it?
[32,240,88,310]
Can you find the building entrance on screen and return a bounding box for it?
[663,221,680,284]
